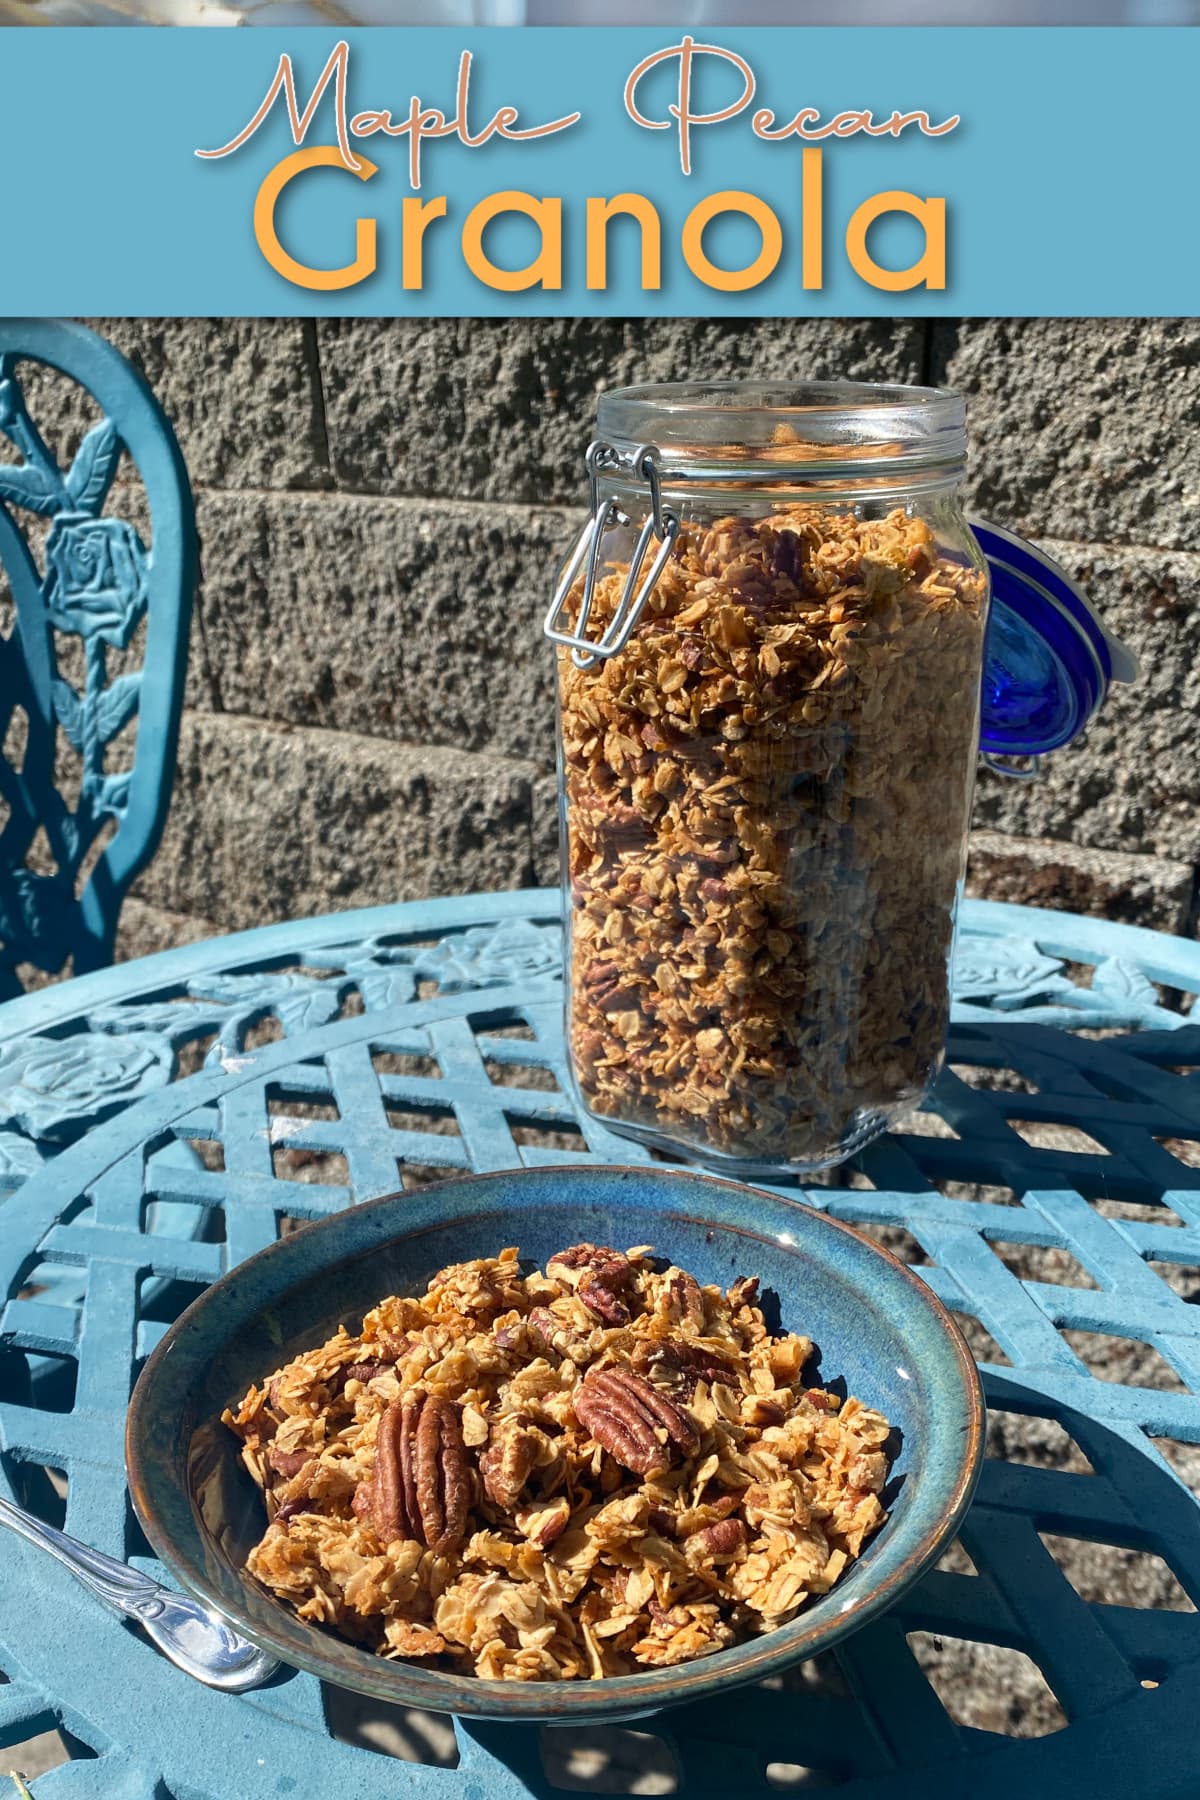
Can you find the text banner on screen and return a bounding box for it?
[0,26,1193,315]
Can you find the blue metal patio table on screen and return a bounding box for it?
[1,889,1199,1800]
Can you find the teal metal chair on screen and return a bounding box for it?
[0,323,199,1316]
[0,319,197,999]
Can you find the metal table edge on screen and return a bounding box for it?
[4,892,1200,1049]
[0,889,565,1042]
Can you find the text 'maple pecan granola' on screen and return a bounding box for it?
[224,1244,892,1682]
[557,504,986,1164]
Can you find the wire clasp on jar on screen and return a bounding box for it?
[543,440,680,670]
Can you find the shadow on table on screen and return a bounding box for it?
[318,1371,1200,1796]
[4,1337,1198,1795]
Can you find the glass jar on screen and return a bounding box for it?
[544,381,1133,1177]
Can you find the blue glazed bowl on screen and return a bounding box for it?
[126,1165,983,1723]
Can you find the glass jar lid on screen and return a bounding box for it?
[973,520,1139,758]
[595,381,968,484]
[549,386,1138,755]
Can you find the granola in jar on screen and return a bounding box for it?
[557,496,985,1169]
[547,380,1141,1175]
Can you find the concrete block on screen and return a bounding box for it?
[133,711,544,928]
[967,829,1194,933]
[114,896,223,964]
[971,541,1200,861]
[317,317,927,505]
[191,491,563,763]
[18,319,333,492]
[935,318,1200,551]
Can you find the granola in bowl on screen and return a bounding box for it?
[224,1242,893,1682]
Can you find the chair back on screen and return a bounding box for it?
[0,320,196,994]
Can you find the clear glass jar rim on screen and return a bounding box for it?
[595,380,967,479]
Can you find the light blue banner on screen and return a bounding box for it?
[0,26,1194,315]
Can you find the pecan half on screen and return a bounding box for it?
[805,1388,840,1412]
[728,1276,760,1309]
[648,1597,692,1630]
[547,1243,635,1326]
[573,1368,699,1476]
[574,1027,608,1070]
[527,1307,564,1351]
[492,1318,541,1356]
[267,1445,312,1479]
[327,1334,415,1397]
[632,1338,740,1398]
[272,1455,318,1524]
[328,1358,392,1397]
[516,1496,571,1547]
[275,1494,312,1526]
[583,961,621,1006]
[578,1276,632,1326]
[480,1422,542,1510]
[662,1269,706,1332]
[364,1392,470,1553]
[690,1517,746,1559]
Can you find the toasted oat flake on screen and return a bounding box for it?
[224,1245,892,1681]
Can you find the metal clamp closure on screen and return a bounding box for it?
[543,440,679,670]
[981,752,1041,782]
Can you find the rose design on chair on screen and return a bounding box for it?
[0,1129,44,1184]
[952,938,1071,1009]
[44,514,149,649]
[416,919,564,993]
[0,1030,174,1142]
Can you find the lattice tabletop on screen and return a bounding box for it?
[1,890,1199,1800]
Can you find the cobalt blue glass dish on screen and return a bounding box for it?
[126,1164,984,1723]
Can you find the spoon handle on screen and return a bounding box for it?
[0,1494,161,1617]
[0,1494,279,1691]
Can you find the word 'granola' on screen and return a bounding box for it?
[225,1244,892,1680]
[558,503,986,1164]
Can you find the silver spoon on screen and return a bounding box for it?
[0,1494,280,1692]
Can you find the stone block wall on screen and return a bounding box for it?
[51,319,1200,956]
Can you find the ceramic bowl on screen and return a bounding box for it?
[126,1164,984,1722]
